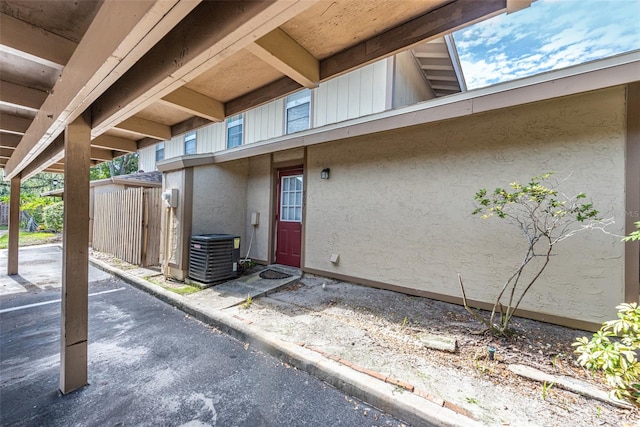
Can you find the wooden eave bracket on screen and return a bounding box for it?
[158,87,225,122]
[506,0,533,14]
[246,27,319,89]
[114,117,171,141]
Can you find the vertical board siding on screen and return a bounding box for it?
[197,122,226,154]
[92,188,162,266]
[314,60,388,128]
[245,99,284,144]
[165,135,183,160]
[138,145,156,172]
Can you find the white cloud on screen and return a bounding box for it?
[454,0,640,89]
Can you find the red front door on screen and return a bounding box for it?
[276,168,303,267]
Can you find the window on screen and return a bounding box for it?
[280,175,303,222]
[226,114,243,148]
[155,142,165,162]
[184,132,196,155]
[285,89,311,134]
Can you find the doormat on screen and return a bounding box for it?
[259,269,292,280]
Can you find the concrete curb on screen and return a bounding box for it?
[90,258,482,427]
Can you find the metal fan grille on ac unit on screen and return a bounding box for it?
[188,234,240,283]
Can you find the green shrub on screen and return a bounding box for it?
[572,221,640,405]
[43,202,64,232]
[573,303,640,405]
[21,196,54,227]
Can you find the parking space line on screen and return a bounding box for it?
[0,287,127,314]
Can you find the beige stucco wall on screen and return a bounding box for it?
[304,87,627,325]
[246,155,271,262]
[192,159,249,255]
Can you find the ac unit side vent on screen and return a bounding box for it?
[189,234,240,283]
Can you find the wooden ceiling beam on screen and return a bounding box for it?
[21,135,65,180]
[0,147,15,159]
[114,117,171,141]
[4,0,201,180]
[320,0,507,80]
[43,167,65,174]
[159,87,225,122]
[0,12,77,68]
[91,0,319,137]
[246,27,319,89]
[226,0,508,116]
[0,133,22,149]
[171,116,212,137]
[0,80,48,111]
[90,147,114,162]
[137,137,160,150]
[91,134,138,152]
[0,114,31,135]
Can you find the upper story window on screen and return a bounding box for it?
[285,89,311,134]
[184,132,196,155]
[155,142,165,162]
[227,114,243,148]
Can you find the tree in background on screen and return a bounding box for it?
[0,172,62,198]
[90,153,139,180]
[0,173,62,230]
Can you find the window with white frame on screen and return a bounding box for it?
[285,89,311,134]
[155,142,165,162]
[226,114,243,148]
[184,132,196,155]
[280,175,303,222]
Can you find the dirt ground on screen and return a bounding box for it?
[228,274,640,427]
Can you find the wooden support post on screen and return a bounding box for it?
[7,177,20,275]
[60,111,91,394]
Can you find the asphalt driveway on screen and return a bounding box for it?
[0,246,403,426]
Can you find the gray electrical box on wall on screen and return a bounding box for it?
[162,188,178,208]
[251,212,260,226]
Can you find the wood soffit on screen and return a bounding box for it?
[1,0,513,179]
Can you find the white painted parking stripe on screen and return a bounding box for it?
[0,287,126,314]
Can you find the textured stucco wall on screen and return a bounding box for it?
[305,87,627,324]
[246,155,271,262]
[192,159,249,255]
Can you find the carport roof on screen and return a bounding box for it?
[0,0,527,180]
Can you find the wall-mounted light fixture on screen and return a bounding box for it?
[320,168,330,180]
[52,178,58,188]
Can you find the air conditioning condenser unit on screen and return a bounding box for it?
[189,234,240,283]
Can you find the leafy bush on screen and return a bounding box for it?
[573,303,640,405]
[459,173,603,336]
[43,202,64,232]
[21,195,54,227]
[573,223,640,405]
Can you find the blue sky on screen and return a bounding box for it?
[453,0,640,89]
